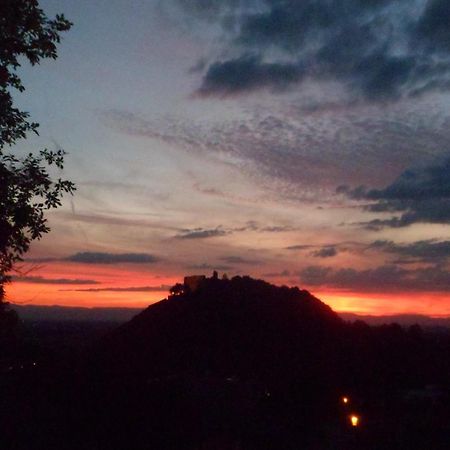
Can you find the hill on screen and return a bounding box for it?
[97,275,344,383]
[85,274,449,449]
[340,312,450,330]
[2,275,450,449]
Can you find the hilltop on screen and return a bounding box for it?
[97,274,344,383]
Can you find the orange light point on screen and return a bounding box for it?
[350,415,360,427]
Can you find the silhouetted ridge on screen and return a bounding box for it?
[49,275,449,450]
[97,275,344,386]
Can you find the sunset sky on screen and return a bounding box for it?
[7,0,450,315]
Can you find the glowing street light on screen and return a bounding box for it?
[350,415,360,427]
[342,396,349,404]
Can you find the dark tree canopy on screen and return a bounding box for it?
[0,1,73,292]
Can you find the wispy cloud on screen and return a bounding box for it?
[11,276,100,285]
[174,222,298,240]
[175,227,229,239]
[56,211,171,229]
[66,252,160,264]
[311,247,338,258]
[26,251,161,265]
[61,285,171,293]
[286,242,362,255]
[298,264,450,292]
[285,245,315,251]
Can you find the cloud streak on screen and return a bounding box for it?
[298,264,450,292]
[11,276,100,285]
[61,285,171,293]
[174,222,299,240]
[175,228,229,239]
[370,239,450,262]
[311,247,338,258]
[286,242,363,254]
[285,245,315,251]
[66,252,160,264]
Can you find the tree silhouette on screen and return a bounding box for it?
[0,1,73,297]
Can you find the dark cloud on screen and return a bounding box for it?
[233,222,296,233]
[177,0,450,100]
[198,54,304,96]
[174,223,296,240]
[344,156,450,201]
[311,246,338,258]
[298,264,450,292]
[285,245,315,251]
[11,276,100,285]
[340,155,450,227]
[175,227,229,239]
[66,252,159,264]
[369,240,450,262]
[61,285,171,293]
[286,242,360,255]
[416,0,450,53]
[259,225,296,233]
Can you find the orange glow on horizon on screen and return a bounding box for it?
[5,262,176,308]
[314,290,450,317]
[4,262,450,315]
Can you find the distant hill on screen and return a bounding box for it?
[10,301,450,330]
[11,304,142,322]
[340,312,450,329]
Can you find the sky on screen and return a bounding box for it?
[6,0,450,315]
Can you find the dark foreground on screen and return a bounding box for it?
[1,277,450,449]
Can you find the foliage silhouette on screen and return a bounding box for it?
[0,1,73,294]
